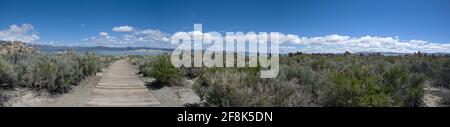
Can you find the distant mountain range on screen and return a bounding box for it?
[33,44,173,55]
[25,44,450,56]
[0,41,171,55]
[355,52,450,56]
[2,40,450,56]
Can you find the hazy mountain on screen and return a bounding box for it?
[33,44,172,55]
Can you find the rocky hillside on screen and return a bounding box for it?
[0,41,36,54]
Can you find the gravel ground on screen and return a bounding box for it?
[140,76,201,107]
[1,76,100,107]
[34,76,100,107]
[423,83,450,107]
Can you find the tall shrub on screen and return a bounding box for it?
[151,54,182,86]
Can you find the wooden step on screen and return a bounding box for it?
[86,101,160,107]
[86,60,160,107]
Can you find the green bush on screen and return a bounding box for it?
[151,54,182,86]
[139,60,154,77]
[81,53,99,76]
[10,54,37,88]
[321,66,388,106]
[434,60,450,88]
[97,55,116,70]
[321,65,424,107]
[52,54,84,93]
[0,57,13,88]
[128,55,156,77]
[130,53,448,107]
[284,65,322,99]
[257,75,309,107]
[382,65,424,107]
[33,57,59,91]
[193,67,314,107]
[193,69,257,106]
[0,52,114,94]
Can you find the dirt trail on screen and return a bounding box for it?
[86,60,160,106]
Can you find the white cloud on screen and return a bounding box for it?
[137,29,170,42]
[85,26,172,47]
[84,26,450,53]
[293,34,450,53]
[0,24,40,43]
[3,23,448,54]
[168,32,450,53]
[99,32,108,36]
[112,25,134,32]
[284,34,302,44]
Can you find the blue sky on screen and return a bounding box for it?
[1,0,450,53]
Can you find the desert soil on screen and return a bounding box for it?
[422,83,449,107]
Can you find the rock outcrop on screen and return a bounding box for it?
[0,41,36,54]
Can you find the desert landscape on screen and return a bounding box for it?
[1,0,449,109]
[0,41,201,107]
[2,1,450,126]
[1,40,449,107]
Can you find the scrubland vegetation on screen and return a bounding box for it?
[132,52,450,107]
[0,52,115,94]
[129,55,183,86]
